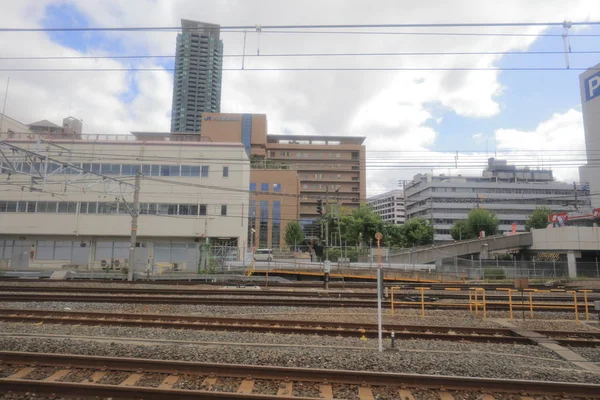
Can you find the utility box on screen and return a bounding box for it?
[514,278,529,290]
[594,301,600,310]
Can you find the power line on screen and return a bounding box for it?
[260,29,600,38]
[3,50,600,61]
[2,66,599,72]
[2,21,599,32]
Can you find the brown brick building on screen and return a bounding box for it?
[201,113,366,247]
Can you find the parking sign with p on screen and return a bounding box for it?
[585,71,600,102]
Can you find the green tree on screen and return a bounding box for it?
[401,218,434,247]
[383,224,405,248]
[525,206,552,231]
[339,205,384,246]
[451,219,475,241]
[466,208,499,237]
[284,221,304,249]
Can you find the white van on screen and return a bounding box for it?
[254,249,273,261]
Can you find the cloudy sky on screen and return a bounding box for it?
[1,0,599,196]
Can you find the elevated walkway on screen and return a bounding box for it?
[389,233,533,264]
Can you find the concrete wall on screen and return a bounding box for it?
[530,227,600,251]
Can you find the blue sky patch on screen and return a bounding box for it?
[429,25,600,153]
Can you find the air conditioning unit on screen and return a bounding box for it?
[112,259,122,270]
[173,262,179,271]
[100,259,109,270]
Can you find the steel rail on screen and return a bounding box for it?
[0,308,531,344]
[1,352,600,398]
[0,293,594,311]
[1,285,597,302]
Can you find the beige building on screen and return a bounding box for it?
[0,113,31,135]
[200,112,367,242]
[0,132,249,272]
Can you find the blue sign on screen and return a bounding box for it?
[584,71,600,102]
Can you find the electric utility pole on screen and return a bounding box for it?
[128,172,141,281]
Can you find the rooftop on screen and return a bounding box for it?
[28,119,62,129]
[267,134,366,145]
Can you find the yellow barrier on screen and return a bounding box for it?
[390,286,589,322]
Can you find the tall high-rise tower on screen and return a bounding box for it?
[170,19,223,132]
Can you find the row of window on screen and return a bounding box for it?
[427,187,586,195]
[0,201,228,216]
[0,240,201,263]
[0,163,229,178]
[249,183,282,193]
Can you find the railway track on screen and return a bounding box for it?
[0,308,532,344]
[2,284,599,302]
[0,292,596,312]
[0,277,589,291]
[1,351,599,399]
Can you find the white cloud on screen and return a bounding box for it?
[495,108,586,182]
[1,0,599,197]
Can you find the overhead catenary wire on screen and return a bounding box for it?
[2,66,600,72]
[2,20,599,32]
[3,49,600,61]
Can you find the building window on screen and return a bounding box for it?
[249,183,257,192]
[261,183,269,192]
[222,166,229,177]
[36,241,55,260]
[201,166,209,177]
[199,205,207,216]
[272,201,281,247]
[221,205,227,216]
[273,183,281,192]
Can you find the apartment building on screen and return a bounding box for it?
[170,19,223,133]
[0,131,249,272]
[405,159,590,241]
[367,189,406,224]
[200,112,367,241]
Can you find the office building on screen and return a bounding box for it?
[405,158,590,241]
[249,169,299,249]
[367,189,405,224]
[0,131,249,271]
[200,112,367,244]
[579,61,600,209]
[170,19,223,133]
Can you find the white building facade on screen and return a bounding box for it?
[579,62,600,209]
[0,133,249,273]
[405,159,590,241]
[367,189,405,224]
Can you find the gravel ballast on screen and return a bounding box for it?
[0,321,562,358]
[0,337,598,383]
[0,301,507,327]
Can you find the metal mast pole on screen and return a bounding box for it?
[0,77,10,134]
[128,172,141,281]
